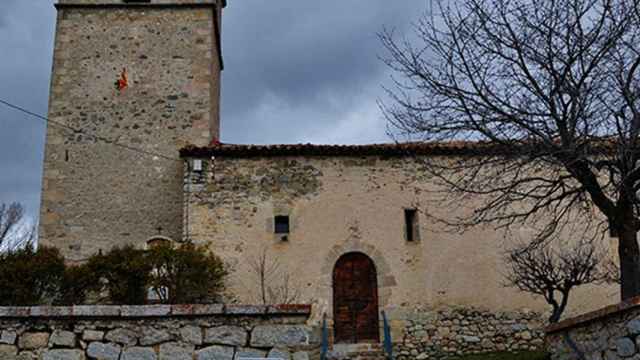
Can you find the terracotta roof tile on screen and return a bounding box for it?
[179,141,515,158]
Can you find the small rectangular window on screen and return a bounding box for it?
[405,209,418,242]
[275,215,290,234]
[192,159,203,172]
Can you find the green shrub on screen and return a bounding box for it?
[56,264,99,306]
[86,245,153,305]
[0,243,227,306]
[147,243,228,304]
[0,246,65,306]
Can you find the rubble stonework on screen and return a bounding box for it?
[0,305,317,360]
[390,307,544,359]
[181,150,617,322]
[546,296,640,360]
[39,0,224,261]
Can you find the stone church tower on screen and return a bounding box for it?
[39,0,226,261]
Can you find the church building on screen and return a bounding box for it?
[38,0,618,357]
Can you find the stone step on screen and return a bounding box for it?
[327,343,387,360]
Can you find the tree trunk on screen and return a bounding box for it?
[619,225,640,300]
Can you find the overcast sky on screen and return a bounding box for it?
[0,0,425,221]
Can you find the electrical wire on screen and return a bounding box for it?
[0,98,183,162]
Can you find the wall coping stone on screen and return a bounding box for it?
[545,295,640,334]
[0,304,311,319]
[55,2,225,9]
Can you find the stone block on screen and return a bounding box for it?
[204,326,247,346]
[170,305,194,316]
[0,345,17,358]
[268,347,292,360]
[42,349,85,360]
[140,328,172,346]
[196,345,234,360]
[49,330,76,347]
[267,304,312,315]
[158,342,194,360]
[628,319,640,335]
[0,307,30,317]
[19,332,50,350]
[225,305,267,315]
[121,305,171,317]
[191,304,224,315]
[31,307,73,317]
[121,347,157,360]
[87,342,121,360]
[292,351,310,360]
[250,325,311,347]
[16,351,36,360]
[461,335,481,343]
[82,330,104,342]
[105,329,137,346]
[0,331,17,345]
[234,347,267,360]
[72,306,120,317]
[180,326,202,345]
[617,337,636,357]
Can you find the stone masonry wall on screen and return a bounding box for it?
[391,307,544,359]
[182,154,617,318]
[0,304,317,360]
[546,296,640,360]
[39,1,223,262]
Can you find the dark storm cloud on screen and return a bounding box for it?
[0,0,424,221]
[0,0,54,219]
[221,1,425,144]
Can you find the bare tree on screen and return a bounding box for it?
[380,0,640,299]
[602,257,623,284]
[0,202,34,251]
[504,239,608,323]
[248,247,300,305]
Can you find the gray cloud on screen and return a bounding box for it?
[0,0,424,221]
[221,1,423,144]
[0,0,54,218]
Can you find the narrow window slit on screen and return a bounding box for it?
[405,209,418,242]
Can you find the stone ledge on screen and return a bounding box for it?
[55,2,221,10]
[545,295,640,334]
[0,304,311,319]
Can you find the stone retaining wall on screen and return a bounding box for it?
[0,304,318,360]
[391,307,544,359]
[546,296,640,360]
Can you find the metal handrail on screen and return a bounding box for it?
[321,313,329,360]
[382,310,393,360]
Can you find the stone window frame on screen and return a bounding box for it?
[404,208,420,243]
[145,235,176,250]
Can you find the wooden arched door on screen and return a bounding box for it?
[333,252,379,343]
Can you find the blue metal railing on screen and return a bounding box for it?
[382,310,393,360]
[321,313,329,360]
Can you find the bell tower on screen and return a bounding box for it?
[39,0,226,261]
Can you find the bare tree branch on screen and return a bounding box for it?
[0,202,33,251]
[381,0,640,299]
[248,246,300,305]
[503,238,609,323]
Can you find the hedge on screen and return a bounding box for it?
[0,243,227,306]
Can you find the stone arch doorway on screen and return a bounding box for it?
[333,252,380,344]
